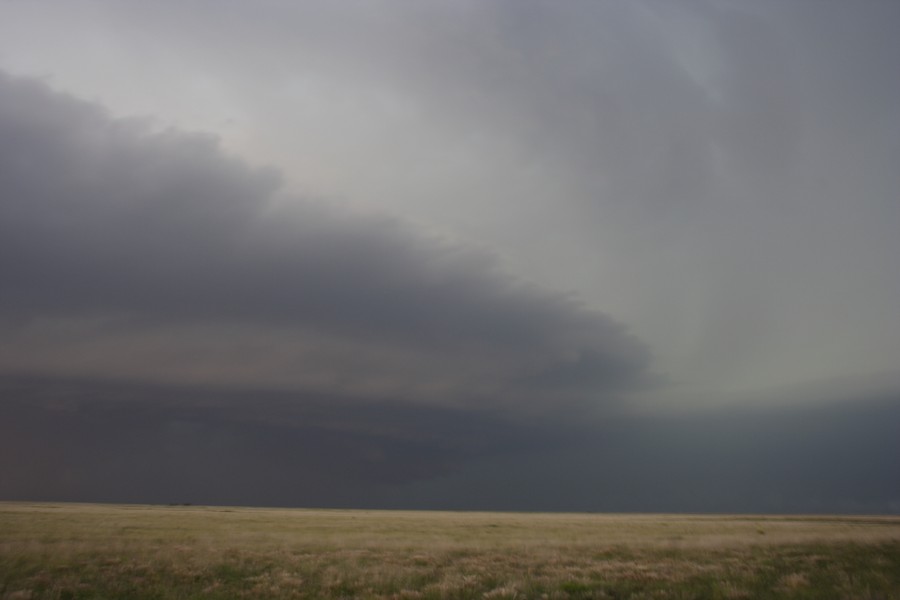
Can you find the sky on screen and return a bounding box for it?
[0,0,898,513]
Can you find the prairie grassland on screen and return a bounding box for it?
[1,502,899,599]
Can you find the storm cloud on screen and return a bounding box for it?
[0,374,575,505]
[0,1,898,512]
[2,374,898,513]
[0,71,650,411]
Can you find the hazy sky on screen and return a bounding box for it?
[1,0,898,512]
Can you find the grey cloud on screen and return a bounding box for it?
[382,390,900,514]
[0,71,651,410]
[0,374,577,504]
[3,373,897,513]
[0,1,897,512]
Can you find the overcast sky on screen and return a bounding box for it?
[1,0,898,513]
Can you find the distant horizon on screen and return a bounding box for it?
[5,500,900,519]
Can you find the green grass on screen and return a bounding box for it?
[1,502,899,599]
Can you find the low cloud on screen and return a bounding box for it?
[2,374,897,513]
[380,390,900,514]
[0,374,580,504]
[1,2,897,512]
[0,71,651,413]
[0,71,660,500]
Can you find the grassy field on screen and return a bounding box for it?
[1,502,899,599]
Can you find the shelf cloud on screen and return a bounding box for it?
[0,71,651,413]
[0,0,898,512]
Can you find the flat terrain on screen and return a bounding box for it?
[1,502,899,599]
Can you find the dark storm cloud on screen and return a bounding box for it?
[0,70,650,409]
[3,0,897,392]
[3,373,897,513]
[0,68,654,504]
[1,1,897,513]
[0,375,578,505]
[382,390,900,514]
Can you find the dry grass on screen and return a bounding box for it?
[1,502,899,599]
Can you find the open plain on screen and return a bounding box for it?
[1,502,899,599]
